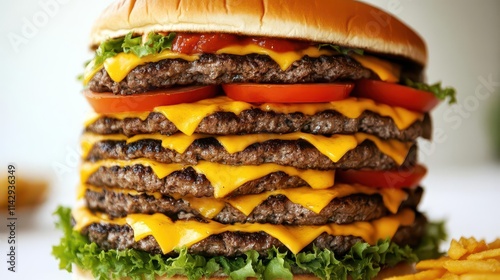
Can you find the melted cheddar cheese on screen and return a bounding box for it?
[216,45,334,71]
[352,54,401,82]
[83,51,199,85]
[72,205,415,255]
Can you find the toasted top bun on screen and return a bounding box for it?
[90,0,427,66]
[73,262,416,279]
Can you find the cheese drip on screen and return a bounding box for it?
[72,206,415,255]
[216,45,334,71]
[80,159,335,198]
[83,42,400,85]
[83,51,199,84]
[84,96,422,133]
[81,183,407,217]
[81,184,224,219]
[226,184,407,215]
[81,131,412,166]
[352,54,401,83]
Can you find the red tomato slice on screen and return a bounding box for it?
[171,33,311,55]
[351,79,440,112]
[222,83,354,103]
[83,86,218,113]
[336,165,427,189]
[244,37,312,52]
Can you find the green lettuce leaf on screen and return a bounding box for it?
[144,32,177,55]
[228,251,260,280]
[121,33,144,56]
[122,32,177,58]
[94,36,125,67]
[404,78,457,105]
[93,32,176,69]
[263,248,293,280]
[52,206,445,280]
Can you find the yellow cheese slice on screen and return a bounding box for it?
[83,51,199,84]
[352,54,401,83]
[154,97,252,135]
[226,185,407,215]
[216,45,334,71]
[80,133,128,159]
[181,196,226,219]
[82,60,101,85]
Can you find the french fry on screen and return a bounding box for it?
[385,269,445,280]
[415,257,450,270]
[390,237,500,279]
[459,273,500,280]
[443,259,500,274]
[449,239,468,260]
[438,272,460,280]
[384,274,415,280]
[488,239,500,250]
[414,269,445,280]
[473,242,489,254]
[462,238,488,255]
[413,269,445,280]
[467,248,500,260]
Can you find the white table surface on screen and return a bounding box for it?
[1,164,499,280]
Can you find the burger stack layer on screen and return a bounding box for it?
[78,94,427,256]
[55,0,453,279]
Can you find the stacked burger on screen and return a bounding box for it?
[54,0,454,279]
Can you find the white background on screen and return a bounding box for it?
[0,0,499,279]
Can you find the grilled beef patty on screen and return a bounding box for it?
[85,139,417,170]
[85,186,423,225]
[88,54,371,95]
[86,110,431,140]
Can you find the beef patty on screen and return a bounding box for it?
[81,210,426,257]
[86,110,431,141]
[88,54,371,95]
[85,186,423,225]
[85,139,417,170]
[85,149,416,199]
